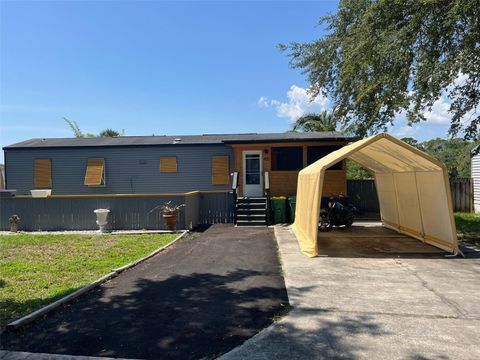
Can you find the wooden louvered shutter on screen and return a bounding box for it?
[84,158,105,186]
[212,156,230,185]
[34,159,52,189]
[160,157,177,173]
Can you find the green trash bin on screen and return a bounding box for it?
[271,196,287,224]
[288,196,296,223]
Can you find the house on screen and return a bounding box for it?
[1,131,349,229]
[472,144,480,213]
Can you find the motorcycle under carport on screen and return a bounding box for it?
[319,194,357,232]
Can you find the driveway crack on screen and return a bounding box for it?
[393,259,469,319]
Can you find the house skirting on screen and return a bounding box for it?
[0,191,234,231]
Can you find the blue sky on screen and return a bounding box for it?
[0,0,452,162]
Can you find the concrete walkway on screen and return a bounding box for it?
[221,225,480,360]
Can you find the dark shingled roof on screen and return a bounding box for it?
[3,131,349,149]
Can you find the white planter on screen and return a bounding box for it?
[94,209,110,233]
[30,189,52,198]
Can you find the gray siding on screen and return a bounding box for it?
[5,145,234,195]
[473,154,480,213]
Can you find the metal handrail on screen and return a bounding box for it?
[264,171,271,225]
[231,172,239,191]
[231,172,239,224]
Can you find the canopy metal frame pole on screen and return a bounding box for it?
[413,171,426,242]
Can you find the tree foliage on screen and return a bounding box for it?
[346,161,373,180]
[281,0,480,140]
[99,128,123,137]
[292,111,337,131]
[403,137,479,178]
[63,117,86,138]
[63,118,124,138]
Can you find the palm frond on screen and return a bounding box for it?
[63,117,84,138]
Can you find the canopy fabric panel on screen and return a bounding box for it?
[292,133,457,257]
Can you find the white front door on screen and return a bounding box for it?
[243,150,263,197]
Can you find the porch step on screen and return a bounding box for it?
[236,219,267,226]
[237,204,266,210]
[237,208,265,215]
[235,197,268,226]
[237,214,266,219]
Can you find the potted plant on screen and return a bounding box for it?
[160,201,185,231]
[9,214,20,232]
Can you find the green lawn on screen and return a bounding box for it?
[0,232,178,328]
[455,212,480,244]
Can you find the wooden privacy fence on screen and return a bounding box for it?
[449,178,473,213]
[347,180,380,212]
[347,178,473,213]
[0,191,235,231]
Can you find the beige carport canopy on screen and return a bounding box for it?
[292,133,458,257]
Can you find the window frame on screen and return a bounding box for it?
[270,146,304,171]
[307,145,344,170]
[160,156,178,173]
[34,159,52,189]
[84,158,106,187]
[212,155,230,185]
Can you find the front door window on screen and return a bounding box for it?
[243,151,263,197]
[245,155,260,184]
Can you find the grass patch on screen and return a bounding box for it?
[0,232,177,328]
[455,212,480,245]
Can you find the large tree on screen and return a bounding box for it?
[280,0,480,140]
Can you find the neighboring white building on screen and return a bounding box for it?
[472,145,480,213]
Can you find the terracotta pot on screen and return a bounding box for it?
[163,211,177,231]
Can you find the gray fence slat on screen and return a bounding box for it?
[449,178,472,212]
[1,193,235,231]
[347,180,379,212]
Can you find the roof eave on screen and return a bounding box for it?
[2,142,227,150]
[222,137,351,144]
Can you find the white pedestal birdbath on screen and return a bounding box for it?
[94,209,110,233]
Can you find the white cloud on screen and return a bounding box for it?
[423,96,451,124]
[257,96,269,108]
[392,125,419,137]
[258,85,330,121]
[389,108,449,140]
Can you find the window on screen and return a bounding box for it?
[307,146,343,170]
[84,158,105,186]
[271,147,303,171]
[160,157,177,173]
[34,159,52,189]
[212,156,230,185]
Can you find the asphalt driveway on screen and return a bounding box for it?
[222,224,480,360]
[1,225,288,360]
